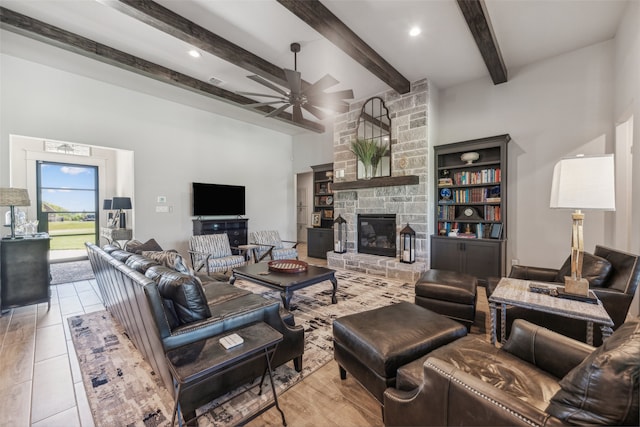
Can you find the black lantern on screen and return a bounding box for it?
[334,214,347,253]
[400,223,416,264]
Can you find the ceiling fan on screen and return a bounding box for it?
[239,43,354,123]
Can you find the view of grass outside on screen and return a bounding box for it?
[39,162,98,254]
[48,220,96,250]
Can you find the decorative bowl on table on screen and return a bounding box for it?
[268,259,308,273]
[460,152,480,164]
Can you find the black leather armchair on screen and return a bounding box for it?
[488,245,639,346]
[384,318,639,426]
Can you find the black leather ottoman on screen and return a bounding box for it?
[333,301,467,403]
[414,269,478,331]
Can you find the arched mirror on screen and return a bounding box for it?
[354,97,391,179]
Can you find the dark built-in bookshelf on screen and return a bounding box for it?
[308,163,334,259]
[431,134,510,282]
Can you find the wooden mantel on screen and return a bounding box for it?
[332,175,419,190]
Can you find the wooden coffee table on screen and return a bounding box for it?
[230,262,338,310]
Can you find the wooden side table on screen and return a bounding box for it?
[165,322,286,426]
[100,227,132,248]
[488,277,614,346]
[237,244,260,263]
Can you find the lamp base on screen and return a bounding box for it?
[563,276,589,296]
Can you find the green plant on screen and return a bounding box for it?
[371,143,390,175]
[351,139,389,178]
[350,139,378,167]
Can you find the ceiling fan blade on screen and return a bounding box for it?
[292,104,304,123]
[302,104,327,121]
[245,101,286,108]
[265,103,291,118]
[284,68,302,94]
[247,75,289,97]
[237,91,287,100]
[304,74,339,96]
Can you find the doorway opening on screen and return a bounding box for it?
[37,161,99,260]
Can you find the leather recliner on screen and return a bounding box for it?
[487,245,639,346]
[384,318,639,426]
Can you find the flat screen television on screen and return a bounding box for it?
[192,182,245,216]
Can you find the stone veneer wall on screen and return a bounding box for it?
[327,79,430,282]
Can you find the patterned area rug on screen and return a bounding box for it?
[69,269,489,426]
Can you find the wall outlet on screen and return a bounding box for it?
[511,259,520,266]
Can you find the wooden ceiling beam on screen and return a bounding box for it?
[457,0,507,85]
[99,0,312,90]
[0,7,324,133]
[276,0,411,94]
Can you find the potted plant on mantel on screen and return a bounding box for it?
[351,139,388,180]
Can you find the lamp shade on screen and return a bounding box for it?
[112,197,132,210]
[550,154,615,211]
[103,199,112,210]
[0,188,31,207]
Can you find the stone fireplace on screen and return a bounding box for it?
[358,214,396,257]
[326,79,432,282]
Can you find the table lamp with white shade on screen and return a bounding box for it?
[549,154,616,296]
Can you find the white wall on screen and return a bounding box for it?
[613,0,640,316]
[292,130,334,174]
[0,53,296,255]
[438,40,617,269]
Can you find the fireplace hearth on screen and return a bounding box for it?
[358,214,396,257]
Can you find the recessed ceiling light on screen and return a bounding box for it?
[188,49,201,58]
[409,27,421,37]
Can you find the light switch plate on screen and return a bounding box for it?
[155,205,169,213]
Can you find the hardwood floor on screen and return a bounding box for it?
[0,244,384,426]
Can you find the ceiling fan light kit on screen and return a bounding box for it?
[239,42,354,124]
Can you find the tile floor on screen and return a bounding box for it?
[0,278,104,427]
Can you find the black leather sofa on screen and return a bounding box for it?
[488,245,640,346]
[86,242,304,421]
[384,317,639,426]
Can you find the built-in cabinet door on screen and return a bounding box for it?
[464,239,504,279]
[430,237,461,271]
[430,236,504,282]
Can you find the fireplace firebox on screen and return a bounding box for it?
[358,214,397,257]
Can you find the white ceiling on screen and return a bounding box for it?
[0,0,629,134]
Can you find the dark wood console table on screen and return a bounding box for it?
[165,322,285,426]
[0,237,51,315]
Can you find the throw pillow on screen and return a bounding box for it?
[142,250,191,274]
[123,239,143,253]
[555,252,612,287]
[125,238,163,254]
[546,319,640,425]
[155,270,211,325]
